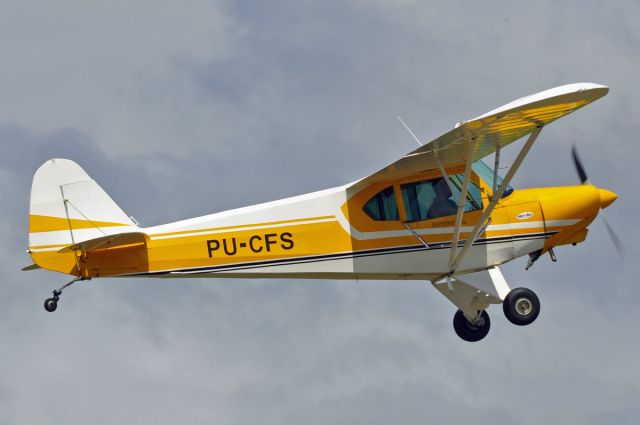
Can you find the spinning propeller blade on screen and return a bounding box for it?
[571,144,589,184]
[600,214,625,256]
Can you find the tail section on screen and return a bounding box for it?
[28,159,146,277]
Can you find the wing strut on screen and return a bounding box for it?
[492,142,501,200]
[447,137,476,275]
[451,125,543,272]
[434,153,460,204]
[402,222,431,249]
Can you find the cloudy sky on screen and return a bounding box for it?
[1,1,639,423]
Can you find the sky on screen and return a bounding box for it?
[1,1,639,424]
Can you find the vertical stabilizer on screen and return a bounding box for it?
[28,159,138,274]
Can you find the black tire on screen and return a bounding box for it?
[453,309,490,342]
[44,298,58,312]
[503,287,540,326]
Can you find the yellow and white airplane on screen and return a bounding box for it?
[25,82,619,341]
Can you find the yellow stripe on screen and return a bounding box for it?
[29,243,69,249]
[149,215,336,238]
[29,215,130,233]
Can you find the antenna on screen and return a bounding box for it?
[397,116,423,147]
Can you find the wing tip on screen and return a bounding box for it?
[474,82,609,121]
[572,82,609,98]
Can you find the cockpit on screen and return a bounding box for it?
[471,160,513,199]
[359,160,512,223]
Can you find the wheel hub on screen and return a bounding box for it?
[503,287,540,326]
[515,297,533,316]
[470,315,485,328]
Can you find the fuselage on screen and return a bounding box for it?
[140,179,608,280]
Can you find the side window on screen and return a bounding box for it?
[450,175,483,212]
[401,180,438,222]
[401,176,483,222]
[363,186,399,221]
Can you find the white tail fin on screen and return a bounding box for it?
[29,158,137,253]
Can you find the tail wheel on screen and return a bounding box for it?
[453,309,490,342]
[503,287,540,326]
[44,298,58,312]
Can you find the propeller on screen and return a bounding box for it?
[571,146,589,184]
[571,144,624,255]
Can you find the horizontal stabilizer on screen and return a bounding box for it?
[57,232,149,253]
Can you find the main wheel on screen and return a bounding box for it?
[503,287,540,326]
[44,298,58,312]
[453,309,490,342]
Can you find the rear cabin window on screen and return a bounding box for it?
[401,176,482,222]
[363,186,399,221]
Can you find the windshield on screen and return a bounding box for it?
[472,160,514,198]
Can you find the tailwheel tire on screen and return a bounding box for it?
[44,298,58,312]
[453,309,490,342]
[503,287,540,326]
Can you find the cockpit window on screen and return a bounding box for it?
[363,186,399,221]
[472,160,513,198]
[401,175,483,222]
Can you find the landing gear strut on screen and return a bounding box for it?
[503,287,540,326]
[453,309,491,342]
[43,277,87,312]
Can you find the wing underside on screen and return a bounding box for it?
[352,83,608,188]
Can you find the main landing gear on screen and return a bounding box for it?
[502,287,540,326]
[43,277,88,312]
[452,287,540,342]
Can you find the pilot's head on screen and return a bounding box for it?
[433,178,452,198]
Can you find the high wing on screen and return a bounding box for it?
[351,82,608,188]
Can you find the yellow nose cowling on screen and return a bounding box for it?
[598,188,618,209]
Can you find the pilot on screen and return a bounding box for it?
[427,178,457,219]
